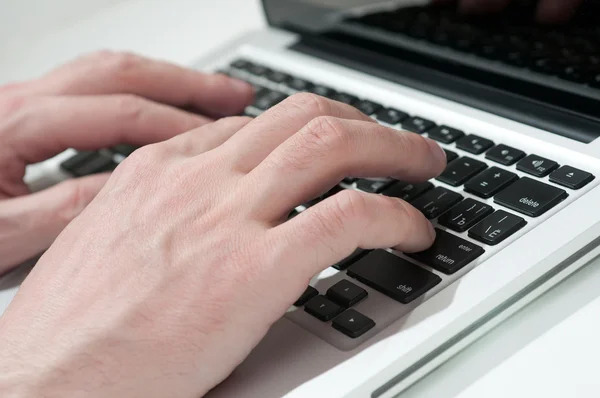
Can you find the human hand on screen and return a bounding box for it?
[0,94,446,397]
[0,51,253,274]
[438,0,584,22]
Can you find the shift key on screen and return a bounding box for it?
[347,250,441,304]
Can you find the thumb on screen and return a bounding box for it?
[0,174,110,275]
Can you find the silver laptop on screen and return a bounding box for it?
[3,0,600,397]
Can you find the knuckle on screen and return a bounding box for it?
[333,189,369,221]
[0,95,30,118]
[115,94,147,123]
[285,92,332,116]
[56,179,88,224]
[302,116,349,153]
[117,144,161,173]
[103,51,142,81]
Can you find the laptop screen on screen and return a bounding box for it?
[263,0,600,142]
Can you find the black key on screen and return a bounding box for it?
[286,77,313,92]
[494,177,568,217]
[464,167,519,199]
[408,229,485,274]
[230,59,251,70]
[327,280,368,307]
[332,309,376,338]
[516,154,559,177]
[382,181,434,202]
[69,153,117,177]
[288,209,300,220]
[445,150,459,163]
[456,134,495,154]
[304,296,344,321]
[310,85,336,98]
[253,89,287,110]
[332,92,358,105]
[112,144,138,157]
[485,144,526,166]
[469,210,527,245]
[427,125,465,144]
[356,178,394,193]
[375,108,409,125]
[354,100,383,115]
[402,116,436,134]
[60,151,97,172]
[304,185,344,208]
[348,250,441,304]
[438,198,494,232]
[266,70,290,84]
[549,166,595,190]
[332,249,369,270]
[437,157,487,187]
[294,286,318,307]
[342,177,357,184]
[411,187,463,219]
[247,63,270,76]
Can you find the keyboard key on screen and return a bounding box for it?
[60,151,97,172]
[332,249,369,270]
[342,177,357,184]
[456,134,495,154]
[408,229,485,274]
[286,77,313,92]
[310,85,336,98]
[327,280,368,307]
[112,144,138,157]
[356,178,394,193]
[549,166,595,190]
[347,250,441,304]
[266,70,290,84]
[427,125,465,144]
[332,309,375,338]
[253,89,287,110]
[464,167,519,199]
[445,150,459,163]
[436,157,487,187]
[438,199,494,232]
[288,209,300,220]
[494,177,568,217]
[332,92,359,105]
[411,187,464,219]
[294,286,318,307]
[67,153,117,177]
[304,296,343,321]
[486,144,526,166]
[230,59,252,70]
[247,63,270,76]
[516,154,559,177]
[354,100,383,115]
[382,181,434,202]
[375,108,409,125]
[303,185,344,208]
[469,211,527,246]
[402,116,436,134]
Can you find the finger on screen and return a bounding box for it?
[25,51,254,117]
[246,117,446,218]
[223,93,376,172]
[459,0,511,13]
[536,0,583,23]
[268,190,436,280]
[166,116,253,155]
[0,174,109,274]
[5,95,210,165]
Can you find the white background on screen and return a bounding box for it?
[2,1,600,397]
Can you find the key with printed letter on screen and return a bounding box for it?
[469,210,527,245]
[347,250,441,304]
[408,229,485,274]
[438,198,494,232]
[411,187,463,219]
[494,177,568,217]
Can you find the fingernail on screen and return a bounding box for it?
[425,137,447,168]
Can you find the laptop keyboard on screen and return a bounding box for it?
[349,2,600,89]
[60,58,596,349]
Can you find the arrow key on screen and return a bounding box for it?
[304,296,343,321]
[327,280,368,307]
[333,309,376,338]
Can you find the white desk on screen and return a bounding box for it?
[2,1,600,397]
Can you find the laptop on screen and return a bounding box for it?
[3,0,600,396]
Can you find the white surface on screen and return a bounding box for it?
[2,1,600,397]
